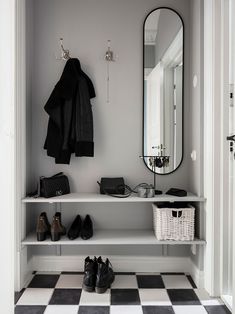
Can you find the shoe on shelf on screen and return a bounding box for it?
[41,212,51,235]
[36,212,50,241]
[67,215,82,240]
[95,256,115,294]
[81,214,93,240]
[51,212,66,241]
[82,256,97,292]
[55,212,66,235]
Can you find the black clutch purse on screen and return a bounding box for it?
[40,172,70,198]
[98,177,125,195]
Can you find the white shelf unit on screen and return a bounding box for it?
[22,192,206,203]
[22,230,206,246]
[21,193,206,246]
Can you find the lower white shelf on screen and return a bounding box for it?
[22,230,206,246]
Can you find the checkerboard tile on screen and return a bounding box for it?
[80,289,110,305]
[110,305,143,314]
[15,272,231,314]
[15,305,46,314]
[139,289,171,306]
[167,289,201,305]
[49,289,81,305]
[44,305,79,314]
[28,275,60,288]
[137,275,165,289]
[142,306,175,314]
[162,275,193,289]
[173,305,208,314]
[78,306,110,314]
[55,275,84,289]
[16,288,54,305]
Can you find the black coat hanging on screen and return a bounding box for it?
[44,58,96,164]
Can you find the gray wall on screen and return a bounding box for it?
[26,0,197,258]
[29,0,190,193]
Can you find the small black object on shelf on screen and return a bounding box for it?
[165,188,187,197]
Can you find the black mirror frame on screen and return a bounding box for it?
[142,7,185,175]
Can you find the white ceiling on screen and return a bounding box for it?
[144,10,160,45]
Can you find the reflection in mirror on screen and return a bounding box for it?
[143,8,183,174]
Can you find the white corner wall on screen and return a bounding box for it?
[188,0,205,273]
[188,0,204,197]
[0,0,15,312]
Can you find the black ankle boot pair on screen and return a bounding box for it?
[36,212,66,242]
[83,256,115,294]
[67,215,93,240]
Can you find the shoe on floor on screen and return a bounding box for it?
[95,256,115,294]
[82,256,97,292]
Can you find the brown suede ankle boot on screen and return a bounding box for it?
[51,215,61,241]
[36,213,50,241]
[55,212,66,235]
[41,212,51,235]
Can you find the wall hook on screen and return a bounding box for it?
[105,40,115,62]
[58,38,70,60]
[105,40,115,103]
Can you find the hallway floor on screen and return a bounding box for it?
[15,272,231,314]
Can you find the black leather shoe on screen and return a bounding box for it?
[67,215,82,240]
[81,215,93,240]
[95,257,115,294]
[82,256,97,292]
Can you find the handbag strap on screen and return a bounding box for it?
[51,172,64,178]
[97,182,151,198]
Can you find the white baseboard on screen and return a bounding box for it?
[31,255,202,278]
[16,249,34,291]
[221,295,232,312]
[190,259,204,288]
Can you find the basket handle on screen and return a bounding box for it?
[172,210,182,218]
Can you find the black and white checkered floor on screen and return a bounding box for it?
[15,272,231,314]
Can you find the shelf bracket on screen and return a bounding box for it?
[191,244,197,255]
[162,245,168,256]
[55,203,61,256]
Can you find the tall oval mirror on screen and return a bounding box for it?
[143,8,184,174]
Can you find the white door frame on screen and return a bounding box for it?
[204,0,235,306]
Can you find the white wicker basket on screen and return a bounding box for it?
[152,203,195,241]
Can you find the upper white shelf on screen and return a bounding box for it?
[22,192,206,203]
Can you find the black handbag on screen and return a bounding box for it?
[98,177,125,195]
[40,172,70,198]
